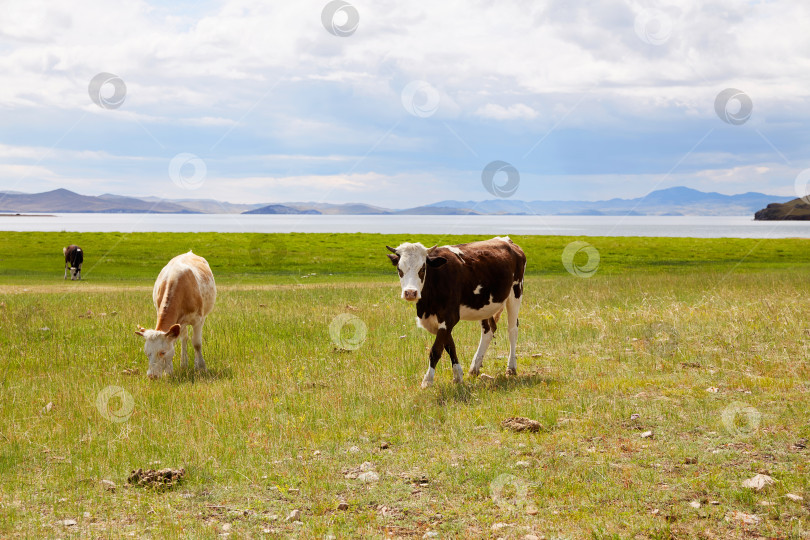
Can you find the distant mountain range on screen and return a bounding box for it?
[0,187,795,216]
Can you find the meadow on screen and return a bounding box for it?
[1,232,810,539]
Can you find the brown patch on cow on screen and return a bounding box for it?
[481,316,498,334]
[154,265,207,331]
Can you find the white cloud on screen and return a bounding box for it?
[1,0,809,204]
[475,103,539,120]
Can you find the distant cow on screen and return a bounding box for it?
[387,236,526,388]
[63,245,83,280]
[135,251,217,379]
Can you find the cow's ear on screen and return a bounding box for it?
[135,325,145,337]
[426,256,447,268]
[166,324,181,340]
[387,253,400,266]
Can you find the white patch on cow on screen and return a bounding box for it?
[416,314,442,334]
[452,363,464,384]
[459,294,503,321]
[494,236,511,242]
[393,242,430,300]
[421,367,435,389]
[438,321,447,330]
[473,284,483,294]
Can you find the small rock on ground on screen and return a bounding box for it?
[285,509,301,522]
[742,473,775,491]
[786,493,804,502]
[357,471,379,483]
[725,511,761,525]
[337,501,349,510]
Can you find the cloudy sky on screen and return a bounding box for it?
[1,0,809,207]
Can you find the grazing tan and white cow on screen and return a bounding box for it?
[136,251,216,379]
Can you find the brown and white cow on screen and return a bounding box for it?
[63,245,83,280]
[387,236,526,388]
[135,251,216,379]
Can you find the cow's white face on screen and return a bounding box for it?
[135,325,181,378]
[387,243,446,301]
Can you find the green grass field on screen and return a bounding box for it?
[1,232,810,539]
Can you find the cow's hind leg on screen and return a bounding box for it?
[469,316,497,377]
[444,333,464,384]
[505,294,522,376]
[64,262,68,280]
[180,325,190,369]
[191,320,207,371]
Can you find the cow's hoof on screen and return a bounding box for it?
[452,364,464,384]
[469,367,480,377]
[420,379,433,389]
[506,368,517,377]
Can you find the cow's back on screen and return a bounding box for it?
[153,252,216,320]
[432,237,524,284]
[64,245,83,265]
[418,237,525,321]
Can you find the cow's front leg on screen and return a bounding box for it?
[64,263,68,280]
[444,333,463,384]
[180,325,189,369]
[422,330,447,389]
[192,320,207,371]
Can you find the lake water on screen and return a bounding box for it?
[2,213,810,238]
